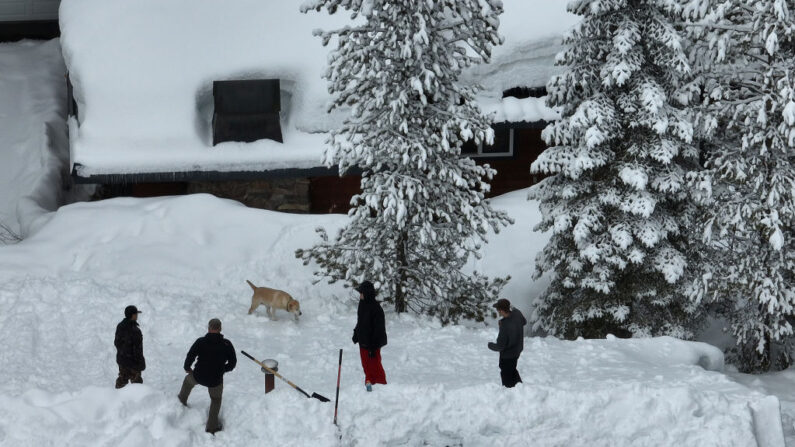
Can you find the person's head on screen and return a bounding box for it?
[124,305,141,321]
[208,318,222,333]
[493,299,511,318]
[355,280,377,301]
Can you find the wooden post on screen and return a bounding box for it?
[261,359,278,394]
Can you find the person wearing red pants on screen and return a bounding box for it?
[352,280,387,391]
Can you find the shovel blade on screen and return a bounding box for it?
[312,392,330,402]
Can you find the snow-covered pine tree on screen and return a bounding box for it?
[297,0,513,323]
[529,0,704,338]
[683,0,795,372]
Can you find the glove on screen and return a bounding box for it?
[352,333,358,344]
[368,349,376,358]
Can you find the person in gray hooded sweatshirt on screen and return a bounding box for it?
[488,299,526,387]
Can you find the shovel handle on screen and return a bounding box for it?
[240,350,311,398]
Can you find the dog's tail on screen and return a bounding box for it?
[246,280,257,291]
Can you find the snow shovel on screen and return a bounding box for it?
[241,350,330,402]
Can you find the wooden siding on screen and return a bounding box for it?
[307,128,548,214]
[309,174,361,214]
[483,128,547,197]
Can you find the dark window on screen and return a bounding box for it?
[212,79,283,145]
[461,139,478,155]
[482,127,512,154]
[461,125,514,158]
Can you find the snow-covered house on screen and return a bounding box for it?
[59,0,576,213]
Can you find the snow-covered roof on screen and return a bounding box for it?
[59,0,577,178]
[484,96,561,124]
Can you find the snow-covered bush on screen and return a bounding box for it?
[297,0,513,323]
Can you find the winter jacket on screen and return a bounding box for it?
[183,333,237,388]
[115,318,146,371]
[352,296,387,350]
[488,309,527,359]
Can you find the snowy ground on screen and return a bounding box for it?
[0,194,786,446]
[0,37,791,447]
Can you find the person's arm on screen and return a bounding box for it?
[224,340,237,373]
[352,303,362,344]
[488,323,508,352]
[366,306,386,357]
[183,339,199,373]
[376,306,387,347]
[134,329,145,371]
[114,325,122,350]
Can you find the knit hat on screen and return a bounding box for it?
[355,281,377,300]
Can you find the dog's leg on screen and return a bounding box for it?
[248,300,258,315]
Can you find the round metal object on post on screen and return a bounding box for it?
[262,359,278,394]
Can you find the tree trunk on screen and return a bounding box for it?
[394,230,408,313]
[762,316,772,372]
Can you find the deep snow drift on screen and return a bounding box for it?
[0,39,72,238]
[0,192,784,446]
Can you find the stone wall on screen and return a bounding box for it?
[187,178,310,213]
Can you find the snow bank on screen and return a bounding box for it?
[0,190,548,311]
[59,0,575,176]
[0,40,72,237]
[482,95,562,123]
[0,193,784,446]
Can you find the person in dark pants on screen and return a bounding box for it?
[114,305,145,389]
[488,299,526,388]
[178,318,237,434]
[352,280,387,391]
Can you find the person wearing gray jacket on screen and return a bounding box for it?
[488,298,526,387]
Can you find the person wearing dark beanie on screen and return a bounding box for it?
[352,280,387,391]
[488,299,526,388]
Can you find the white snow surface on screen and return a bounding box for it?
[483,96,562,123]
[0,192,785,446]
[58,0,576,177]
[0,39,70,237]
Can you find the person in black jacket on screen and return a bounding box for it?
[488,299,526,388]
[114,305,145,389]
[352,280,387,391]
[178,318,236,434]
